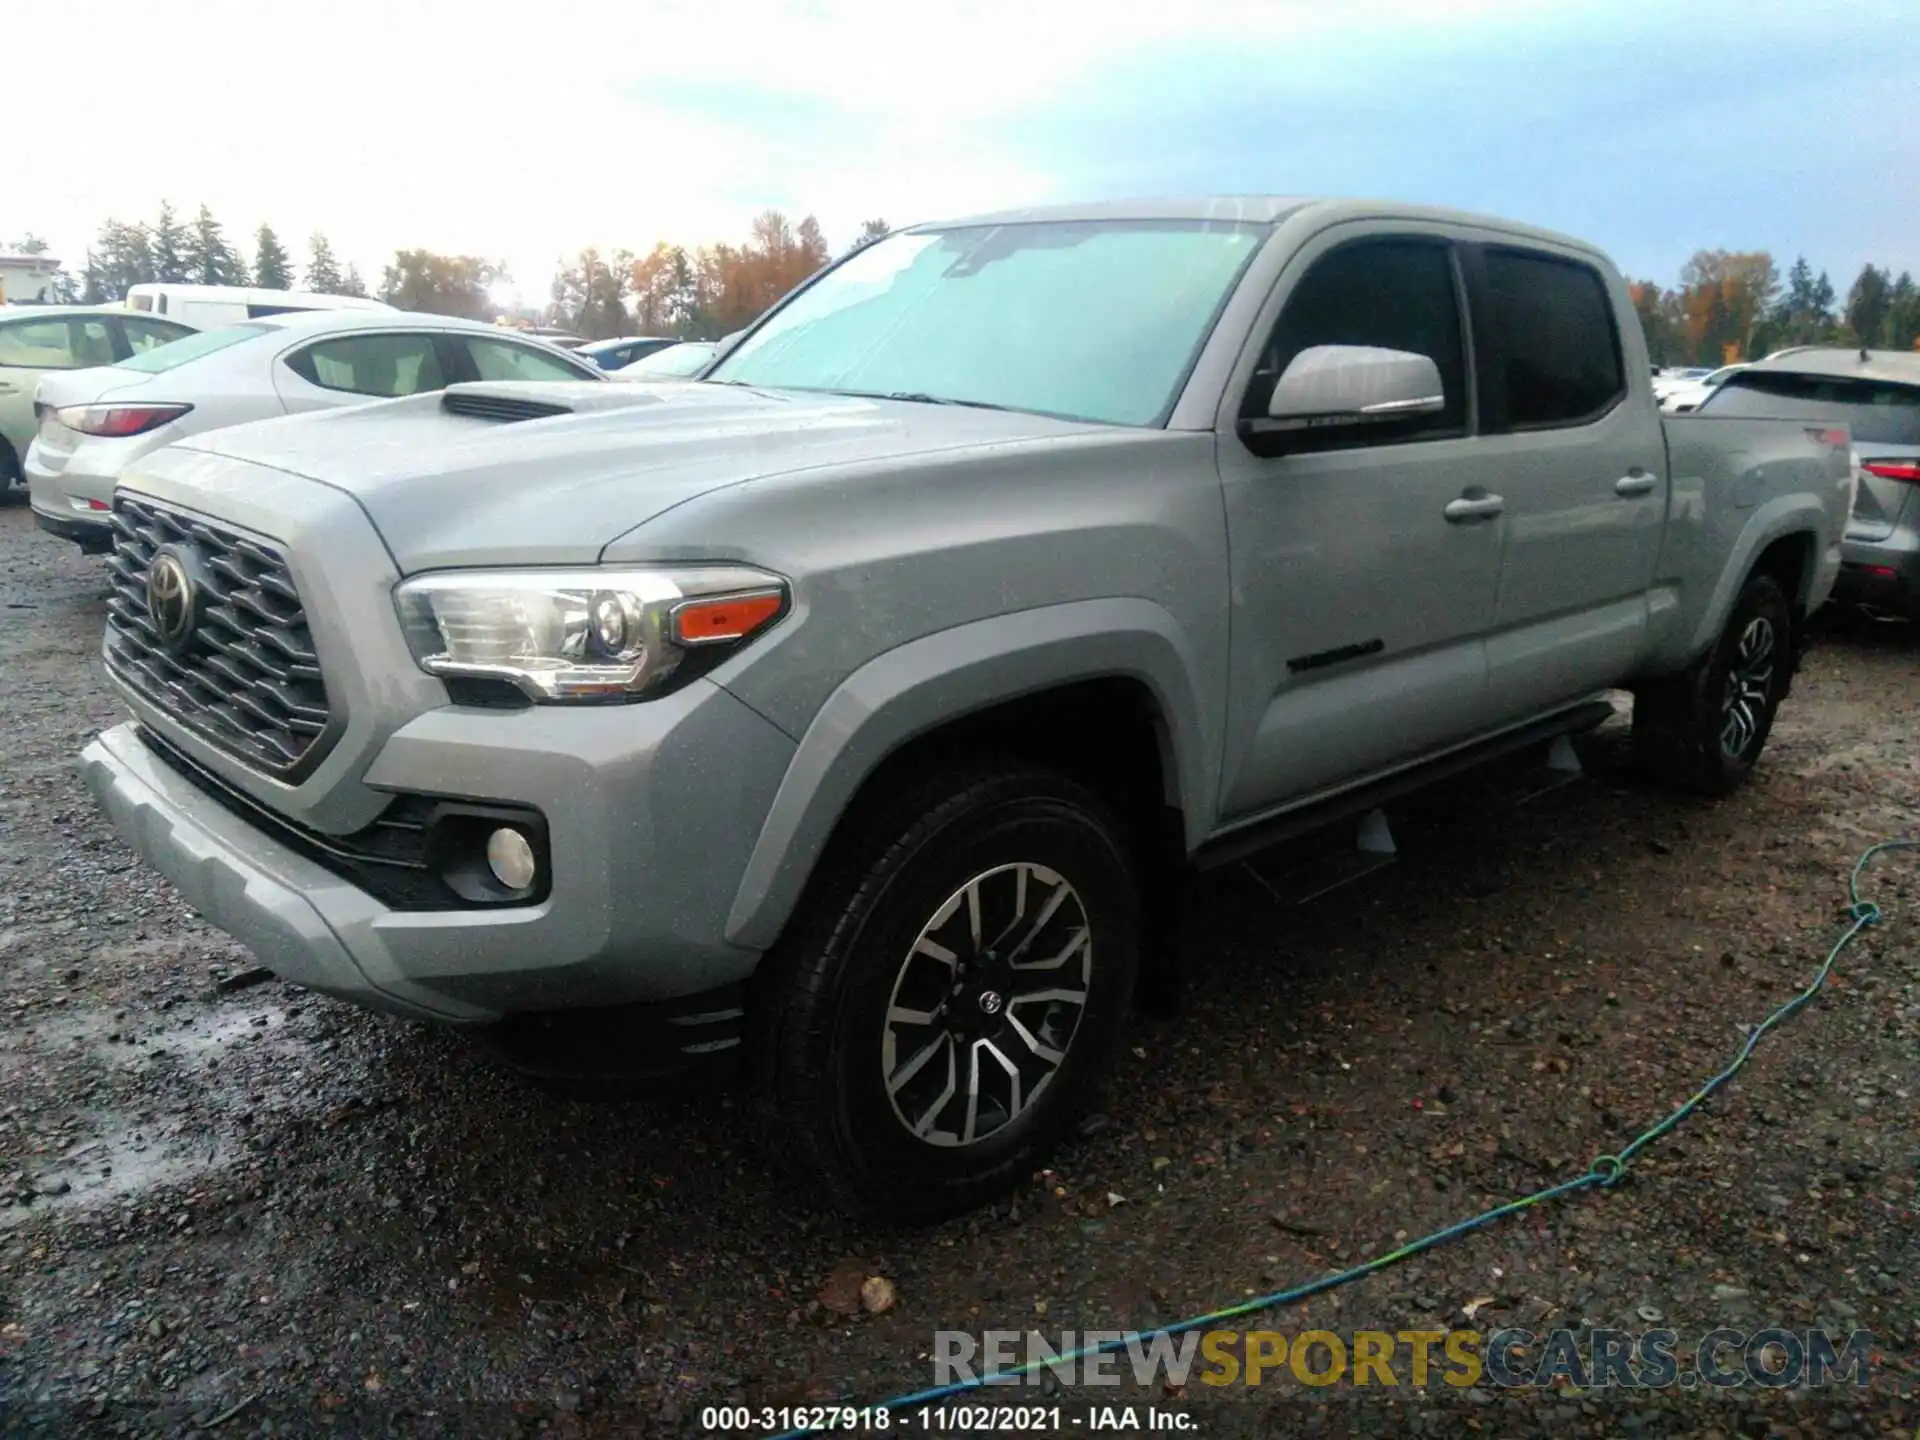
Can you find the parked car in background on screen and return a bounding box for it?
[578,335,680,370]
[611,339,718,380]
[1651,366,1712,404]
[125,283,394,329]
[28,310,603,550]
[1697,347,1920,616]
[1661,361,1750,414]
[512,326,588,350]
[1,305,196,495]
[78,196,1851,1222]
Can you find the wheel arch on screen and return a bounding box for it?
[722,599,1214,951]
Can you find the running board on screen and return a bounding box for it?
[1242,807,1398,906]
[1512,733,1585,807]
[1194,699,1615,872]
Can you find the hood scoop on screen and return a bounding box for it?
[440,380,668,424]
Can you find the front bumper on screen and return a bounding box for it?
[31,504,114,551]
[82,676,798,1025]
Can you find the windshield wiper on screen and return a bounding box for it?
[846,389,1014,412]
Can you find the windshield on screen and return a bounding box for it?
[115,322,269,374]
[621,342,716,378]
[1701,371,1920,445]
[705,218,1269,426]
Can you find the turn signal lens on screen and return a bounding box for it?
[671,591,785,646]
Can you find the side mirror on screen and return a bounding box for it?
[1260,344,1445,431]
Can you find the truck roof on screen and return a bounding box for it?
[1748,347,1920,385]
[923,196,1607,259]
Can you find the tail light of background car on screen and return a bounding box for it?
[1861,460,1920,485]
[53,403,193,438]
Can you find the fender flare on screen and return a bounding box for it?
[722,597,1214,950]
[1684,497,1829,660]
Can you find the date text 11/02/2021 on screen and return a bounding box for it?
[699,1405,1195,1432]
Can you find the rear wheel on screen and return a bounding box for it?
[0,440,22,498]
[1632,571,1794,795]
[756,763,1139,1223]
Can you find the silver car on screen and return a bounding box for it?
[27,310,605,551]
[1697,348,1920,616]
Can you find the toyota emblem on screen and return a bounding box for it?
[146,550,198,648]
[977,990,1004,1016]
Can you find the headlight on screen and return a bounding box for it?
[394,565,788,702]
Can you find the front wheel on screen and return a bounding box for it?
[1632,571,1794,795]
[757,764,1139,1223]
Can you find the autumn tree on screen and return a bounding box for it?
[380,250,499,318]
[183,204,246,287]
[305,233,344,293]
[1845,264,1892,347]
[1628,280,1685,365]
[1675,249,1778,364]
[253,224,292,289]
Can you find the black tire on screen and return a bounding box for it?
[0,440,22,499]
[1632,571,1794,796]
[755,762,1139,1223]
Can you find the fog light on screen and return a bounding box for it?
[486,827,537,890]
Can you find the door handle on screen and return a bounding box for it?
[1444,492,1505,523]
[1614,472,1657,497]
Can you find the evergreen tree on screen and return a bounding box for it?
[1845,264,1892,347]
[253,224,292,289]
[341,263,367,298]
[150,201,189,284]
[182,204,246,287]
[305,233,344,293]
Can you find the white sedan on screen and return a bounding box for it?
[27,309,604,552]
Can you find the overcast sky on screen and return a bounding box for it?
[7,0,1915,298]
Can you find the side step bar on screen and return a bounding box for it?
[1193,698,1617,873]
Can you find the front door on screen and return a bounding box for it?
[1214,229,1504,820]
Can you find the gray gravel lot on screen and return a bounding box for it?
[1,495,1916,1439]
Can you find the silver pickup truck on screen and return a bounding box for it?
[79,198,1853,1222]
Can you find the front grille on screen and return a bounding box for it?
[105,495,334,778]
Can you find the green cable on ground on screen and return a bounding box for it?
[772,837,1916,1439]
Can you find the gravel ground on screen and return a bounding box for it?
[1,493,1916,1439]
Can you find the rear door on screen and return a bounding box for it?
[0,315,80,462]
[1462,243,1667,718]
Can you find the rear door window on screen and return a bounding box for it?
[284,331,449,398]
[1476,248,1626,429]
[118,317,196,357]
[117,323,269,373]
[460,336,594,383]
[1699,372,1920,445]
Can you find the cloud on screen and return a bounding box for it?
[3,0,1913,293]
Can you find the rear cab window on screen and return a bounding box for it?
[1474,247,1626,430]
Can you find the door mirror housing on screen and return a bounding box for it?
[1261,344,1445,430]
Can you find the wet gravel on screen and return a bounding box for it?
[1,494,1916,1438]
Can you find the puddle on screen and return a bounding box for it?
[3,1119,238,1229]
[4,995,334,1226]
